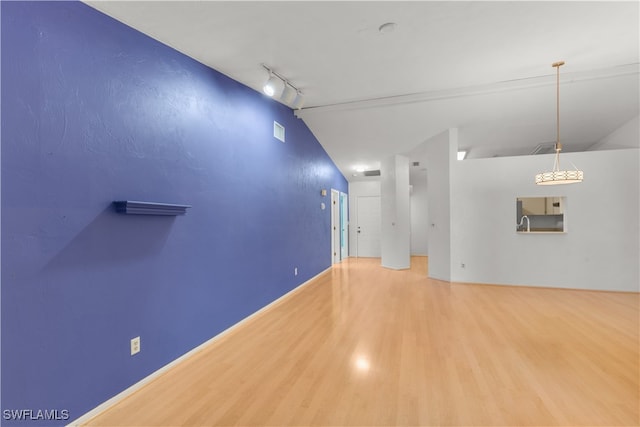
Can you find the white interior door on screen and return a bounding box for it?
[356,196,381,257]
[331,190,341,264]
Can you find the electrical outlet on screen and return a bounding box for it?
[294,267,298,276]
[461,263,466,269]
[130,336,140,356]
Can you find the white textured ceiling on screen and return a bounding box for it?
[85,1,639,181]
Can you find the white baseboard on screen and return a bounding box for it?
[67,267,332,426]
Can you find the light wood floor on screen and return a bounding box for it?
[85,257,639,426]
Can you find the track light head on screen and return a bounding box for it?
[263,74,280,97]
[280,84,296,104]
[291,91,305,110]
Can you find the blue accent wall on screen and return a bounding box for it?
[1,1,347,424]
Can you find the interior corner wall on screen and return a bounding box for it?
[450,148,639,292]
[380,155,410,269]
[425,129,457,281]
[0,2,347,425]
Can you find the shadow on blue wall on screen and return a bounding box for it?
[42,206,176,273]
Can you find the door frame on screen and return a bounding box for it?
[331,189,341,264]
[340,192,348,260]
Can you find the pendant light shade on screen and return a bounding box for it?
[535,61,583,185]
[534,143,584,185]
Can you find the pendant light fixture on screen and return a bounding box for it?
[535,61,584,185]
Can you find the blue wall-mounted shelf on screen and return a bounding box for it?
[113,200,192,216]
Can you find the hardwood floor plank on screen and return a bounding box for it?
[84,257,639,426]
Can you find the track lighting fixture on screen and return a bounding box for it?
[261,64,304,109]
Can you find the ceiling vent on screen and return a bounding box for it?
[531,142,556,155]
[363,170,381,177]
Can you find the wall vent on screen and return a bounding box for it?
[412,161,420,167]
[273,121,285,142]
[363,170,381,177]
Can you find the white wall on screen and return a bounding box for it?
[450,148,639,292]
[381,155,411,269]
[588,115,639,150]
[410,171,429,256]
[348,181,381,257]
[426,129,457,281]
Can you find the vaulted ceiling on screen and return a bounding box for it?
[86,1,639,181]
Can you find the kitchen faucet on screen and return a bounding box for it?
[517,215,530,232]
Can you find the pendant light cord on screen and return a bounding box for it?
[556,62,560,151]
[553,61,564,172]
